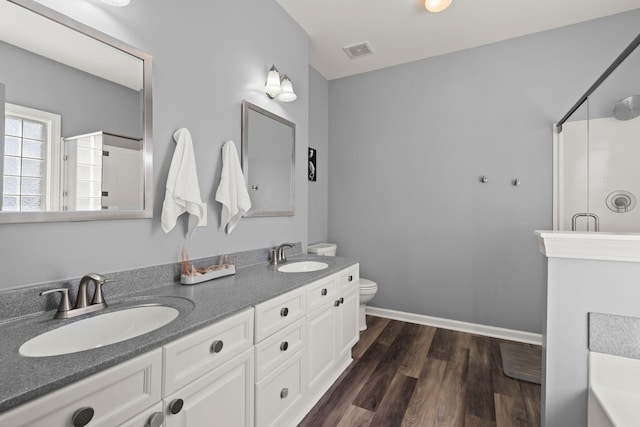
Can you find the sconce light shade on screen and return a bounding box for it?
[277,75,297,102]
[102,0,131,6]
[264,65,282,99]
[425,0,452,12]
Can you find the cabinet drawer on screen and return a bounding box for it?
[255,318,305,382]
[306,275,338,312]
[339,265,359,293]
[164,347,254,427]
[0,349,162,427]
[254,287,305,343]
[255,349,304,427]
[164,308,254,396]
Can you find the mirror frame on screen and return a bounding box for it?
[0,0,153,223]
[241,100,295,217]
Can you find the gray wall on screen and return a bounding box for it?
[0,40,141,139]
[0,82,4,199]
[0,0,309,289]
[544,257,640,426]
[328,10,640,334]
[308,66,329,244]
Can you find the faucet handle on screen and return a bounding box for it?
[270,249,279,266]
[40,288,71,318]
[91,278,115,305]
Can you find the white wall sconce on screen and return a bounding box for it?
[264,65,297,102]
[101,0,131,6]
[425,0,452,13]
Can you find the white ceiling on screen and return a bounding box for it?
[276,0,640,80]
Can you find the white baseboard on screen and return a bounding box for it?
[366,306,542,345]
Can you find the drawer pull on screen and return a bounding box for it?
[280,341,289,352]
[280,307,289,317]
[210,340,224,354]
[321,288,327,296]
[72,407,94,427]
[169,398,184,415]
[334,300,340,307]
[147,412,165,427]
[280,388,289,399]
[348,275,353,282]
[340,297,344,304]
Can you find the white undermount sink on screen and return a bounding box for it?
[277,261,329,273]
[19,305,179,357]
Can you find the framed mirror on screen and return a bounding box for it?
[241,100,295,217]
[0,0,152,223]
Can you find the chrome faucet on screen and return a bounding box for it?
[277,243,295,262]
[270,243,295,265]
[40,273,114,319]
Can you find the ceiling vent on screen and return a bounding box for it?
[343,41,374,60]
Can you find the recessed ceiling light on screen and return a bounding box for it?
[425,0,452,13]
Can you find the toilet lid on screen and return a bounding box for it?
[359,278,377,289]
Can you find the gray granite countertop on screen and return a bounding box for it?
[0,255,358,413]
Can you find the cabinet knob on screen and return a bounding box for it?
[321,288,327,296]
[334,300,340,307]
[280,341,289,352]
[280,307,289,317]
[340,297,344,304]
[210,340,224,354]
[280,388,289,399]
[71,407,94,427]
[169,398,184,415]
[348,275,353,282]
[147,412,165,427]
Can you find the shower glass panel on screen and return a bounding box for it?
[554,101,591,231]
[554,33,640,232]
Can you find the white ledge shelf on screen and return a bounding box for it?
[535,230,640,263]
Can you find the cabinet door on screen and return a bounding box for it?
[337,286,359,361]
[164,347,254,427]
[306,302,336,390]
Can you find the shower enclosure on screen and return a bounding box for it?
[554,32,640,232]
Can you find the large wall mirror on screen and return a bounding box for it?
[0,0,152,223]
[241,100,295,217]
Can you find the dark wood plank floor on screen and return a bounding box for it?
[298,316,541,427]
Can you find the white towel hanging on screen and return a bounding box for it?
[161,128,207,236]
[215,140,251,233]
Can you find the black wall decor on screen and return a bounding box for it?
[308,147,317,181]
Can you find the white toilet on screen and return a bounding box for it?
[307,243,378,331]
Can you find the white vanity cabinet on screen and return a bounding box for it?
[163,308,255,427]
[0,264,360,427]
[0,348,163,427]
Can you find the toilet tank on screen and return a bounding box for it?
[308,243,337,256]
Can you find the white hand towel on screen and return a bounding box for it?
[161,128,207,236]
[215,140,251,233]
